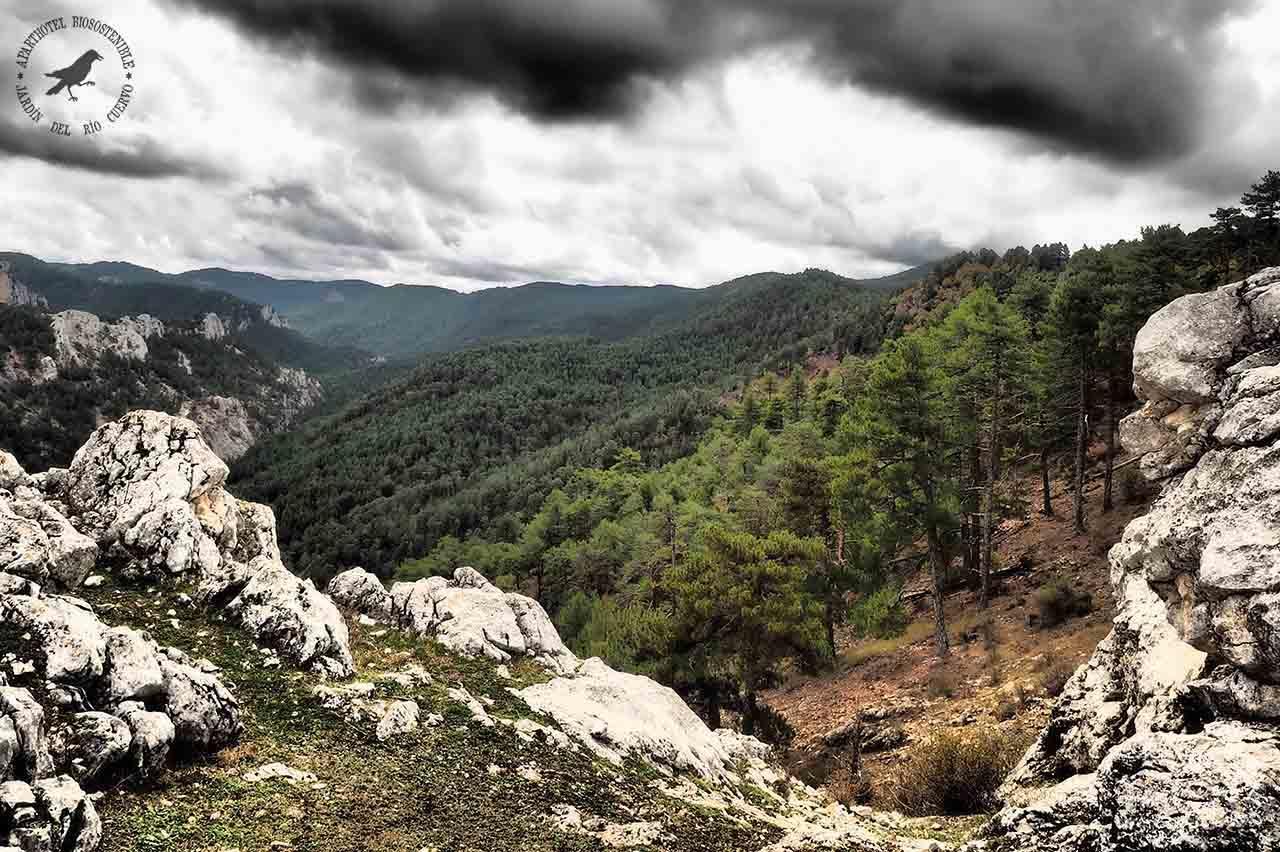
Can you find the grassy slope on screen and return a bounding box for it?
[77,577,785,852]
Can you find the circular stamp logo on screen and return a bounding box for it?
[14,15,136,138]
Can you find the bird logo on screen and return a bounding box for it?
[45,49,103,102]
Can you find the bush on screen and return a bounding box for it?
[926,668,957,699]
[1040,658,1077,698]
[849,584,908,639]
[877,728,1029,816]
[1035,579,1093,629]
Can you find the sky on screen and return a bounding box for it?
[3,0,1279,291]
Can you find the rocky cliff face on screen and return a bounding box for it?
[984,268,1280,852]
[0,412,351,850]
[0,262,45,308]
[1,304,322,465]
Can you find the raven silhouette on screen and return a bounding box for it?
[45,49,103,101]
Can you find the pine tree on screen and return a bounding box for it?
[834,333,957,656]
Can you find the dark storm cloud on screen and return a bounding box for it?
[168,0,1254,164]
[0,113,226,179]
[242,182,416,251]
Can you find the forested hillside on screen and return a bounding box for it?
[378,171,1280,732]
[52,257,929,358]
[231,268,901,577]
[2,253,366,374]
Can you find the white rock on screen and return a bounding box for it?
[61,712,131,784]
[374,701,420,742]
[101,627,165,705]
[159,656,243,751]
[326,567,393,620]
[0,596,107,684]
[518,657,762,781]
[242,762,317,785]
[225,560,354,679]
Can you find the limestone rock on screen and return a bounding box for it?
[226,561,354,679]
[60,713,130,784]
[518,657,755,781]
[101,627,165,706]
[0,596,107,684]
[988,268,1280,851]
[0,687,53,780]
[376,568,579,673]
[327,567,393,620]
[159,655,243,751]
[113,702,174,779]
[179,396,257,462]
[0,453,30,492]
[4,498,97,589]
[63,411,228,544]
[375,700,420,741]
[49,310,161,369]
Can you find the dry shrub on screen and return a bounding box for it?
[1040,657,1077,698]
[926,668,957,699]
[827,764,873,806]
[1036,578,1093,629]
[877,728,1029,816]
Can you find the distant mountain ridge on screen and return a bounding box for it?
[34,254,931,358]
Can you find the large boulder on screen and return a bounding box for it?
[988,268,1280,851]
[31,411,355,679]
[0,775,102,852]
[518,657,756,781]
[368,567,579,673]
[327,567,393,620]
[226,561,354,679]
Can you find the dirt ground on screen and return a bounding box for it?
[764,464,1154,786]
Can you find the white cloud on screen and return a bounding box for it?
[2,0,1278,291]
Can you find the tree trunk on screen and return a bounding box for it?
[1103,368,1117,513]
[825,597,837,659]
[742,691,759,736]
[1073,354,1088,534]
[926,524,950,657]
[1040,446,1053,516]
[963,435,981,583]
[980,375,1002,610]
[705,685,722,730]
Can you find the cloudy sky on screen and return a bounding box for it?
[4,0,1279,291]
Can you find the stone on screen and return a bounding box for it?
[100,627,165,706]
[62,411,228,544]
[518,657,760,781]
[6,500,97,589]
[32,775,102,852]
[0,596,106,684]
[225,560,354,679]
[242,763,317,785]
[179,397,257,462]
[988,268,1280,851]
[61,713,130,784]
[0,688,52,781]
[374,701,419,742]
[113,702,174,779]
[505,593,578,674]
[159,657,243,752]
[0,453,30,493]
[326,567,393,620]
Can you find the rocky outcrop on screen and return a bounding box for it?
[178,396,257,462]
[334,566,577,674]
[0,262,46,308]
[519,657,764,781]
[988,268,1280,852]
[49,310,163,368]
[0,578,240,851]
[333,564,765,780]
[6,411,353,678]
